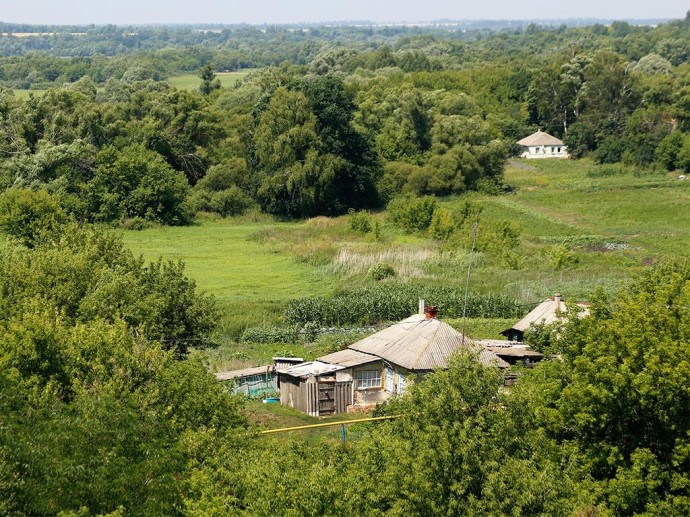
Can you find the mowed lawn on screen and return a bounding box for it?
[120,220,336,308]
[167,70,251,90]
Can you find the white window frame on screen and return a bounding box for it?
[397,373,407,395]
[356,370,382,390]
[385,367,395,393]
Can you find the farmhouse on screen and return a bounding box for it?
[517,130,568,159]
[501,294,590,342]
[277,306,509,416]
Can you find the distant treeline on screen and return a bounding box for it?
[0,14,688,89]
[0,13,688,224]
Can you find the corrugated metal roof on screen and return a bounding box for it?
[517,130,564,147]
[215,365,272,381]
[348,314,505,370]
[319,348,380,368]
[504,297,590,333]
[279,361,345,379]
[485,347,543,358]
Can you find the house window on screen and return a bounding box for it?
[357,370,382,390]
[397,373,407,395]
[385,367,395,393]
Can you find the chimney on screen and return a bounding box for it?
[424,305,439,319]
[418,299,425,315]
[554,293,562,308]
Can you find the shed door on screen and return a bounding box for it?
[317,378,336,416]
[335,381,353,414]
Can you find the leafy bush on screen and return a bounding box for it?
[429,207,456,240]
[284,284,523,326]
[368,263,397,280]
[547,243,580,270]
[0,188,68,247]
[387,196,437,233]
[188,185,254,217]
[349,209,372,233]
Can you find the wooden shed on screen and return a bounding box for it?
[278,361,354,417]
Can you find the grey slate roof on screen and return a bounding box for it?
[319,348,380,368]
[503,297,590,334]
[517,130,564,147]
[348,314,507,370]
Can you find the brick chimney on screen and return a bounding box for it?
[425,305,439,319]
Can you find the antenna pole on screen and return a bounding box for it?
[461,222,478,343]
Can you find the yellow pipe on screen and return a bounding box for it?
[260,414,402,434]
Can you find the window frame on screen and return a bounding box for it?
[356,369,382,390]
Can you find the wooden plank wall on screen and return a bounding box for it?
[306,382,318,416]
[335,381,353,414]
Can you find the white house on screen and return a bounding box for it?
[517,130,569,159]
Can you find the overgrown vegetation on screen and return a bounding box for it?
[2,14,690,515]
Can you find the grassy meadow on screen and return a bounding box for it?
[9,70,252,99]
[117,158,689,366]
[11,89,45,99]
[167,70,251,90]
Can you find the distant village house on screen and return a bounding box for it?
[501,294,590,342]
[517,130,569,159]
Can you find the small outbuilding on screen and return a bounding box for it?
[216,357,304,398]
[517,130,568,159]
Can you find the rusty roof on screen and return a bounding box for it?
[348,314,506,370]
[318,348,380,368]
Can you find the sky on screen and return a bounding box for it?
[0,0,685,25]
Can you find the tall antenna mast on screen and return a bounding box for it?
[461,222,478,344]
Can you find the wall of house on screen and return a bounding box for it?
[351,362,388,406]
[521,145,569,159]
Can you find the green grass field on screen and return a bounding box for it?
[121,220,338,336]
[11,89,45,99]
[112,158,689,361]
[10,70,251,99]
[167,70,251,90]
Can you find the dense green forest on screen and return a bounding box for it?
[0,14,689,224]
[1,13,690,516]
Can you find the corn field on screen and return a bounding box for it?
[284,284,524,326]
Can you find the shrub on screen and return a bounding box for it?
[240,326,298,344]
[349,209,372,233]
[387,196,437,233]
[368,263,397,280]
[429,207,456,240]
[0,188,68,247]
[188,185,253,217]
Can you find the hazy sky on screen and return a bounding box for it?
[1,0,685,25]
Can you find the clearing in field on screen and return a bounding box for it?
[167,70,251,90]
